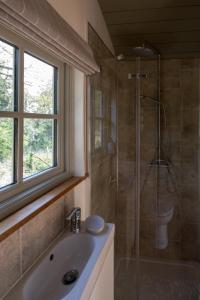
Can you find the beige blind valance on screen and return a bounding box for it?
[0,0,100,74]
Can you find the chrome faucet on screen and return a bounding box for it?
[65,207,81,233]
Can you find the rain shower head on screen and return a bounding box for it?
[116,41,159,60]
[132,44,156,57]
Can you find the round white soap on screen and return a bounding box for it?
[85,215,105,234]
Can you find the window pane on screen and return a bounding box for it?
[95,119,103,149]
[0,40,15,111]
[24,53,56,114]
[23,119,55,178]
[0,118,14,188]
[94,90,103,117]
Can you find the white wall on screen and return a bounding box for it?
[47,0,114,218]
[48,0,114,54]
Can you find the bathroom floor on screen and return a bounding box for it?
[115,257,200,300]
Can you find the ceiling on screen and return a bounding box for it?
[98,0,200,58]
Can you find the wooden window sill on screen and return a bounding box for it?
[0,175,89,242]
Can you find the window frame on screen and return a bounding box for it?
[92,88,104,152]
[0,26,71,215]
[22,51,59,179]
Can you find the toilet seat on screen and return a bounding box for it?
[156,201,174,217]
[150,201,174,218]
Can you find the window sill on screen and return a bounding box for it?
[0,175,89,242]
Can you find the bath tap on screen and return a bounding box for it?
[66,207,81,233]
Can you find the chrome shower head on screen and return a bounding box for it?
[116,41,159,61]
[132,46,154,57]
[132,42,159,57]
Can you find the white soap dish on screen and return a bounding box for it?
[85,215,105,234]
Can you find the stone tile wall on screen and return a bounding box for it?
[0,190,74,299]
[116,57,200,262]
[116,61,136,257]
[88,26,117,223]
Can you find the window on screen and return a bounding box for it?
[0,32,67,204]
[93,89,103,150]
[23,53,57,178]
[0,41,16,188]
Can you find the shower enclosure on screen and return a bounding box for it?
[115,47,200,300]
[88,25,200,300]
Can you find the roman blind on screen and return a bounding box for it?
[0,0,100,74]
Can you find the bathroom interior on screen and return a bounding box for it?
[0,0,200,299]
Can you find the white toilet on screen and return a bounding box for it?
[152,201,174,250]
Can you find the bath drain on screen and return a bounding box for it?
[62,270,79,285]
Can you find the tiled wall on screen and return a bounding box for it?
[0,190,74,299]
[160,58,200,261]
[88,26,117,223]
[116,58,200,262]
[115,62,136,257]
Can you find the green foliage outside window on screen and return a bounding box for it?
[0,41,56,187]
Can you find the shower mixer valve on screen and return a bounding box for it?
[128,73,151,80]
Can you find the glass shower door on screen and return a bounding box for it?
[115,58,138,300]
[138,56,200,300]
